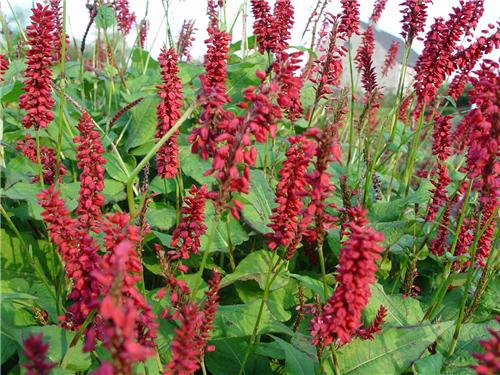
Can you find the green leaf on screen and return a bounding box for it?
[437,320,500,374]
[336,321,454,374]
[95,4,116,29]
[221,251,288,291]
[413,353,444,375]
[212,301,293,339]
[240,169,276,233]
[206,337,273,375]
[104,151,135,183]
[271,336,317,375]
[146,202,176,231]
[179,146,215,186]
[366,283,424,326]
[126,96,160,150]
[289,273,333,303]
[1,334,16,364]
[201,206,249,252]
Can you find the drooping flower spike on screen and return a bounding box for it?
[21,333,56,375]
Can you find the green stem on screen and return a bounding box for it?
[126,103,197,217]
[191,213,220,299]
[237,255,283,375]
[60,310,96,369]
[226,214,236,271]
[403,105,426,197]
[55,0,67,183]
[316,238,329,301]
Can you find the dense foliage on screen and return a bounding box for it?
[0,0,499,374]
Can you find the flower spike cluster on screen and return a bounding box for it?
[88,239,155,374]
[273,0,295,52]
[19,4,55,130]
[0,54,8,82]
[338,0,360,38]
[170,184,209,260]
[74,113,106,232]
[267,135,316,256]
[156,48,184,179]
[112,0,136,35]
[38,186,100,328]
[310,208,384,346]
[50,0,69,62]
[357,305,387,340]
[17,134,67,185]
[370,0,388,24]
[177,19,197,62]
[21,333,55,375]
[400,0,432,44]
[381,41,399,77]
[189,25,231,160]
[251,0,278,54]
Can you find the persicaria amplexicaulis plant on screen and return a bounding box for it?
[4,0,500,374]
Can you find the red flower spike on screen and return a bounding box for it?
[432,115,452,161]
[267,135,316,256]
[17,134,66,185]
[274,0,294,52]
[74,113,106,232]
[0,54,9,82]
[50,0,69,62]
[475,201,498,267]
[112,0,135,35]
[21,333,56,375]
[177,19,197,62]
[250,0,278,54]
[156,48,183,179]
[370,0,387,24]
[164,302,204,375]
[400,0,432,44]
[189,26,231,160]
[138,19,149,49]
[199,270,221,353]
[448,25,500,101]
[38,186,100,329]
[338,0,360,38]
[381,41,399,77]
[19,4,55,130]
[97,213,158,349]
[355,26,378,95]
[414,1,485,110]
[426,163,451,223]
[170,184,209,259]
[302,124,342,244]
[472,317,500,375]
[310,208,384,346]
[90,239,156,374]
[357,305,387,340]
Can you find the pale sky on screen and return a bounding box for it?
[5,0,500,61]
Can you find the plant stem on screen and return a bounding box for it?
[237,255,283,375]
[126,103,197,217]
[403,105,426,197]
[55,0,67,183]
[192,213,220,299]
[316,237,329,301]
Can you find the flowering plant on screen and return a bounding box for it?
[1,1,498,374]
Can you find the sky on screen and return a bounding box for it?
[5,0,500,61]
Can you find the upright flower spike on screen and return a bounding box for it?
[177,19,197,62]
[16,134,67,185]
[273,0,294,52]
[448,24,500,101]
[400,0,432,44]
[413,0,485,111]
[199,270,221,353]
[355,26,378,95]
[310,208,384,346]
[266,135,316,256]
[74,113,106,232]
[303,125,342,244]
[37,186,100,328]
[170,184,208,260]
[138,19,149,49]
[164,302,204,374]
[21,333,55,375]
[112,0,135,35]
[338,0,360,38]
[189,24,231,160]
[156,48,183,179]
[472,318,500,375]
[19,3,55,130]
[98,213,158,348]
[370,0,387,24]
[0,54,9,82]
[50,0,69,62]
[89,240,155,374]
[250,0,278,54]
[381,41,399,77]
